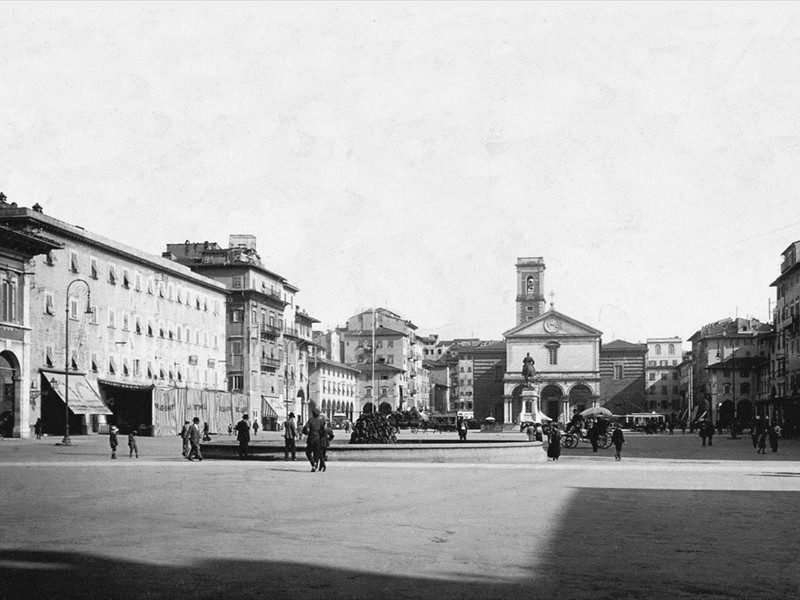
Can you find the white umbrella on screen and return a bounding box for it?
[580,406,613,418]
[533,410,552,422]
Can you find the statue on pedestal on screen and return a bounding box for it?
[522,352,536,386]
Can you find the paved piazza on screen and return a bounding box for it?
[1,432,799,600]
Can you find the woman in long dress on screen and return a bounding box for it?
[547,424,562,461]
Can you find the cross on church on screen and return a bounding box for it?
[549,291,555,309]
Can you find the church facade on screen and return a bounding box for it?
[502,257,602,425]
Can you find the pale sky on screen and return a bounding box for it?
[3,2,800,346]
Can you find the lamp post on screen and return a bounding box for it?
[58,278,92,446]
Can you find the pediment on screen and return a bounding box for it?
[503,310,602,339]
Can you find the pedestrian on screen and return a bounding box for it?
[180,420,191,458]
[750,418,761,449]
[547,424,562,461]
[227,422,233,436]
[587,421,599,453]
[458,416,468,441]
[109,425,119,459]
[699,420,707,446]
[202,421,211,442]
[284,412,298,461]
[302,407,326,472]
[34,418,42,440]
[128,429,139,458]
[768,423,780,453]
[611,423,625,460]
[187,417,203,461]
[253,420,259,436]
[235,414,251,459]
[707,421,714,446]
[757,426,768,454]
[526,423,536,442]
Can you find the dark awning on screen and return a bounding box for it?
[46,373,112,415]
[97,379,155,391]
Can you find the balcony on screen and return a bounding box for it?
[260,324,281,339]
[284,325,311,341]
[260,356,281,371]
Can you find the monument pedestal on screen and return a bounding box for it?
[520,387,540,423]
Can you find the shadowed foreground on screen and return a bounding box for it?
[2,488,798,600]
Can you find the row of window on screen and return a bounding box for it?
[648,360,679,366]
[50,250,221,314]
[43,295,220,348]
[652,344,677,355]
[648,386,681,395]
[648,372,681,381]
[44,347,218,384]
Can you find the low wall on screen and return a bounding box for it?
[202,440,547,464]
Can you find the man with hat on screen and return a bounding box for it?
[186,417,203,461]
[284,412,298,461]
[235,413,251,459]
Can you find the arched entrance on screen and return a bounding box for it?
[718,400,734,428]
[541,384,563,422]
[362,402,374,415]
[379,401,392,415]
[737,400,754,427]
[569,384,592,413]
[0,352,19,438]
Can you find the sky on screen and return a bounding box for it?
[3,2,800,347]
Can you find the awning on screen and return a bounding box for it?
[261,396,280,419]
[46,373,113,415]
[97,379,155,391]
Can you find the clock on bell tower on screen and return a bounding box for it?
[515,256,546,326]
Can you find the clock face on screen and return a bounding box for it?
[543,317,561,333]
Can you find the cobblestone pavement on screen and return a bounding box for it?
[1,432,798,599]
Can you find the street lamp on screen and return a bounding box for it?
[58,279,92,446]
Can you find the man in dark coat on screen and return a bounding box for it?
[303,407,326,472]
[187,417,203,461]
[547,425,562,461]
[235,414,251,459]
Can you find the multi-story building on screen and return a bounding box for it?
[688,318,770,428]
[165,236,318,428]
[644,337,683,413]
[769,241,800,435]
[308,355,359,421]
[599,340,647,415]
[339,308,429,415]
[424,359,450,413]
[0,200,231,437]
[0,202,62,438]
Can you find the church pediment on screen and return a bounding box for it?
[503,310,602,339]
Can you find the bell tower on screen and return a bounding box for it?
[516,257,546,325]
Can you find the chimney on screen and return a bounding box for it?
[32,203,43,213]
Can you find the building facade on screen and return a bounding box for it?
[688,318,770,428]
[0,212,62,438]
[0,201,232,438]
[165,237,318,428]
[644,337,683,413]
[599,340,647,415]
[769,241,800,436]
[339,308,429,415]
[503,308,602,425]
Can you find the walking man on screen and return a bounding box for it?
[284,412,298,461]
[302,407,326,472]
[235,414,251,459]
[611,423,625,460]
[187,417,203,461]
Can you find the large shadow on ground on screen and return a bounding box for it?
[2,490,799,600]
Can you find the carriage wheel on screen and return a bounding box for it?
[411,426,418,434]
[563,434,578,448]
[599,434,613,449]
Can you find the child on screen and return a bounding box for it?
[128,430,139,458]
[109,425,119,459]
[611,423,625,461]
